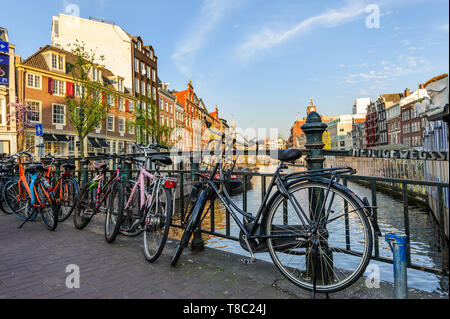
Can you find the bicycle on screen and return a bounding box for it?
[119,143,177,263]
[0,153,19,214]
[2,144,60,231]
[42,154,80,222]
[73,153,125,243]
[171,117,382,296]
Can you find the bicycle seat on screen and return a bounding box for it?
[25,163,44,173]
[92,161,108,170]
[62,163,76,170]
[271,149,302,162]
[150,155,172,166]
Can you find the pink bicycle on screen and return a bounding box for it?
[119,143,177,262]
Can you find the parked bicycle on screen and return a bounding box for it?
[42,154,80,222]
[2,144,60,231]
[171,117,382,296]
[119,143,177,262]
[73,153,125,243]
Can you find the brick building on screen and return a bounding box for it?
[15,45,137,158]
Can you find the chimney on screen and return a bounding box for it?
[404,88,411,97]
[419,83,425,89]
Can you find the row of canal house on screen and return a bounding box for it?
[1,14,228,156]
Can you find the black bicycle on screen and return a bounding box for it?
[171,117,382,295]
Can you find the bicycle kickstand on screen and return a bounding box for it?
[18,208,36,229]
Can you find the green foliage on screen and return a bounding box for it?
[65,40,111,157]
[131,95,173,146]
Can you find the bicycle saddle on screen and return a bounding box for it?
[25,163,45,173]
[150,155,172,166]
[271,149,302,162]
[92,161,108,170]
[61,163,76,170]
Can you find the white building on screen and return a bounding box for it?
[327,114,365,150]
[51,14,158,100]
[353,97,371,115]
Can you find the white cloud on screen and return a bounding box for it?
[172,0,239,75]
[236,1,367,61]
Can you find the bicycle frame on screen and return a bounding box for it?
[90,168,121,211]
[124,168,155,211]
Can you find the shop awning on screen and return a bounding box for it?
[97,138,109,148]
[54,134,70,143]
[42,133,57,142]
[88,137,102,149]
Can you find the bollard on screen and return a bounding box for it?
[190,156,205,251]
[385,233,408,299]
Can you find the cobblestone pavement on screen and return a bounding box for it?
[0,212,445,299]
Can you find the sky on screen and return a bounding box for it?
[1,0,449,138]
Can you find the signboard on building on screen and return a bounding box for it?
[350,148,448,161]
[0,41,8,53]
[0,54,9,86]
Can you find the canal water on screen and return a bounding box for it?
[199,165,448,296]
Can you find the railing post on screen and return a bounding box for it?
[190,154,205,251]
[386,233,408,299]
[301,111,333,284]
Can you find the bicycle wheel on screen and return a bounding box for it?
[143,186,173,263]
[73,183,95,230]
[55,178,79,222]
[119,181,143,237]
[265,181,372,293]
[104,181,125,243]
[0,181,11,214]
[3,180,32,220]
[34,177,59,231]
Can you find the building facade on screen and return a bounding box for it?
[0,27,17,153]
[51,14,159,129]
[15,45,137,158]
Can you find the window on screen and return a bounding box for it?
[68,136,75,155]
[107,94,115,106]
[147,84,150,97]
[118,141,124,154]
[128,119,134,135]
[52,104,65,125]
[75,84,84,97]
[134,58,139,72]
[160,99,163,110]
[118,98,124,111]
[53,20,59,38]
[51,54,64,71]
[141,81,145,96]
[52,79,65,96]
[107,114,114,131]
[135,78,139,94]
[118,117,125,133]
[152,87,156,100]
[152,69,156,82]
[27,100,41,122]
[169,103,172,113]
[27,74,41,89]
[146,66,150,79]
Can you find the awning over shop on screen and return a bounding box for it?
[42,133,57,142]
[88,137,102,149]
[54,134,70,143]
[97,138,109,148]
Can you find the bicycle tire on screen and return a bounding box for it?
[34,177,59,231]
[143,187,173,263]
[3,180,32,221]
[55,177,79,222]
[104,181,125,243]
[73,183,95,230]
[119,180,143,237]
[265,181,373,293]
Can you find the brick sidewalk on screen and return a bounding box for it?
[0,212,298,299]
[0,212,444,299]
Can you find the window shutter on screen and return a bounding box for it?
[66,82,74,98]
[48,78,53,94]
[125,100,129,112]
[102,92,107,105]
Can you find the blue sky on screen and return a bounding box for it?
[1,0,448,138]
